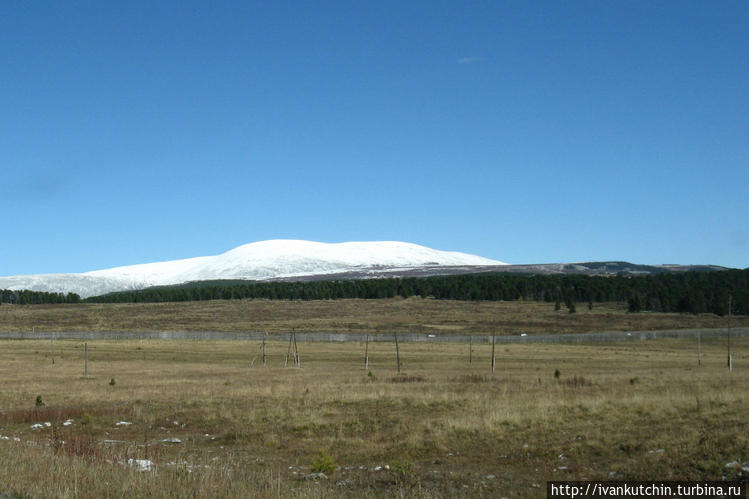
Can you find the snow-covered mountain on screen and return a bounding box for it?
[0,240,506,298]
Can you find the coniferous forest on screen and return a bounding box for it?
[75,269,749,315]
[2,269,747,316]
[0,289,80,305]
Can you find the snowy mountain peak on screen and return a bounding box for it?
[0,240,506,298]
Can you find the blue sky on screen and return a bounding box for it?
[2,1,748,275]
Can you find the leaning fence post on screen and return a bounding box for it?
[84,342,88,376]
[284,333,294,368]
[51,337,55,365]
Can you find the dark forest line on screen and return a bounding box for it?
[75,269,749,315]
[2,269,747,316]
[0,289,81,305]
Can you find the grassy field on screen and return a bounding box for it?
[1,297,747,334]
[0,336,747,497]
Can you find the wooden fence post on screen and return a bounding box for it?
[394,333,401,374]
[727,295,733,372]
[262,334,267,367]
[364,334,370,370]
[491,335,496,374]
[84,342,88,376]
[284,333,293,367]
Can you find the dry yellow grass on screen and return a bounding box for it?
[1,297,746,334]
[0,336,747,497]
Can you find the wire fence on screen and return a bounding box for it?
[0,327,747,344]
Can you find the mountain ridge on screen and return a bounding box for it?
[1,240,733,300]
[0,239,506,298]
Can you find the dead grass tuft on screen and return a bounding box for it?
[452,374,491,383]
[560,375,593,388]
[388,374,426,383]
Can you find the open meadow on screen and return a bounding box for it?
[0,333,747,497]
[1,297,747,335]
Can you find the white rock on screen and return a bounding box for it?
[127,459,154,472]
[30,424,44,430]
[115,421,132,426]
[162,437,182,444]
[305,472,328,480]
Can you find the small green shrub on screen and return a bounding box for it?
[310,449,337,475]
[109,378,116,386]
[390,458,415,484]
[554,369,561,379]
[35,395,44,407]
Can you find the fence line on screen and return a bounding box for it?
[0,327,747,344]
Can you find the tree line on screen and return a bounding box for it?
[79,269,749,316]
[0,289,81,305]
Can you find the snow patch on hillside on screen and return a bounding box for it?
[0,240,506,298]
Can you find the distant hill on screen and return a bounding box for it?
[0,238,735,302]
[0,240,505,298]
[263,261,730,281]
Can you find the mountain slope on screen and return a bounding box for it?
[0,240,506,298]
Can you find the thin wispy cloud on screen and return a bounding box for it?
[457,56,481,64]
